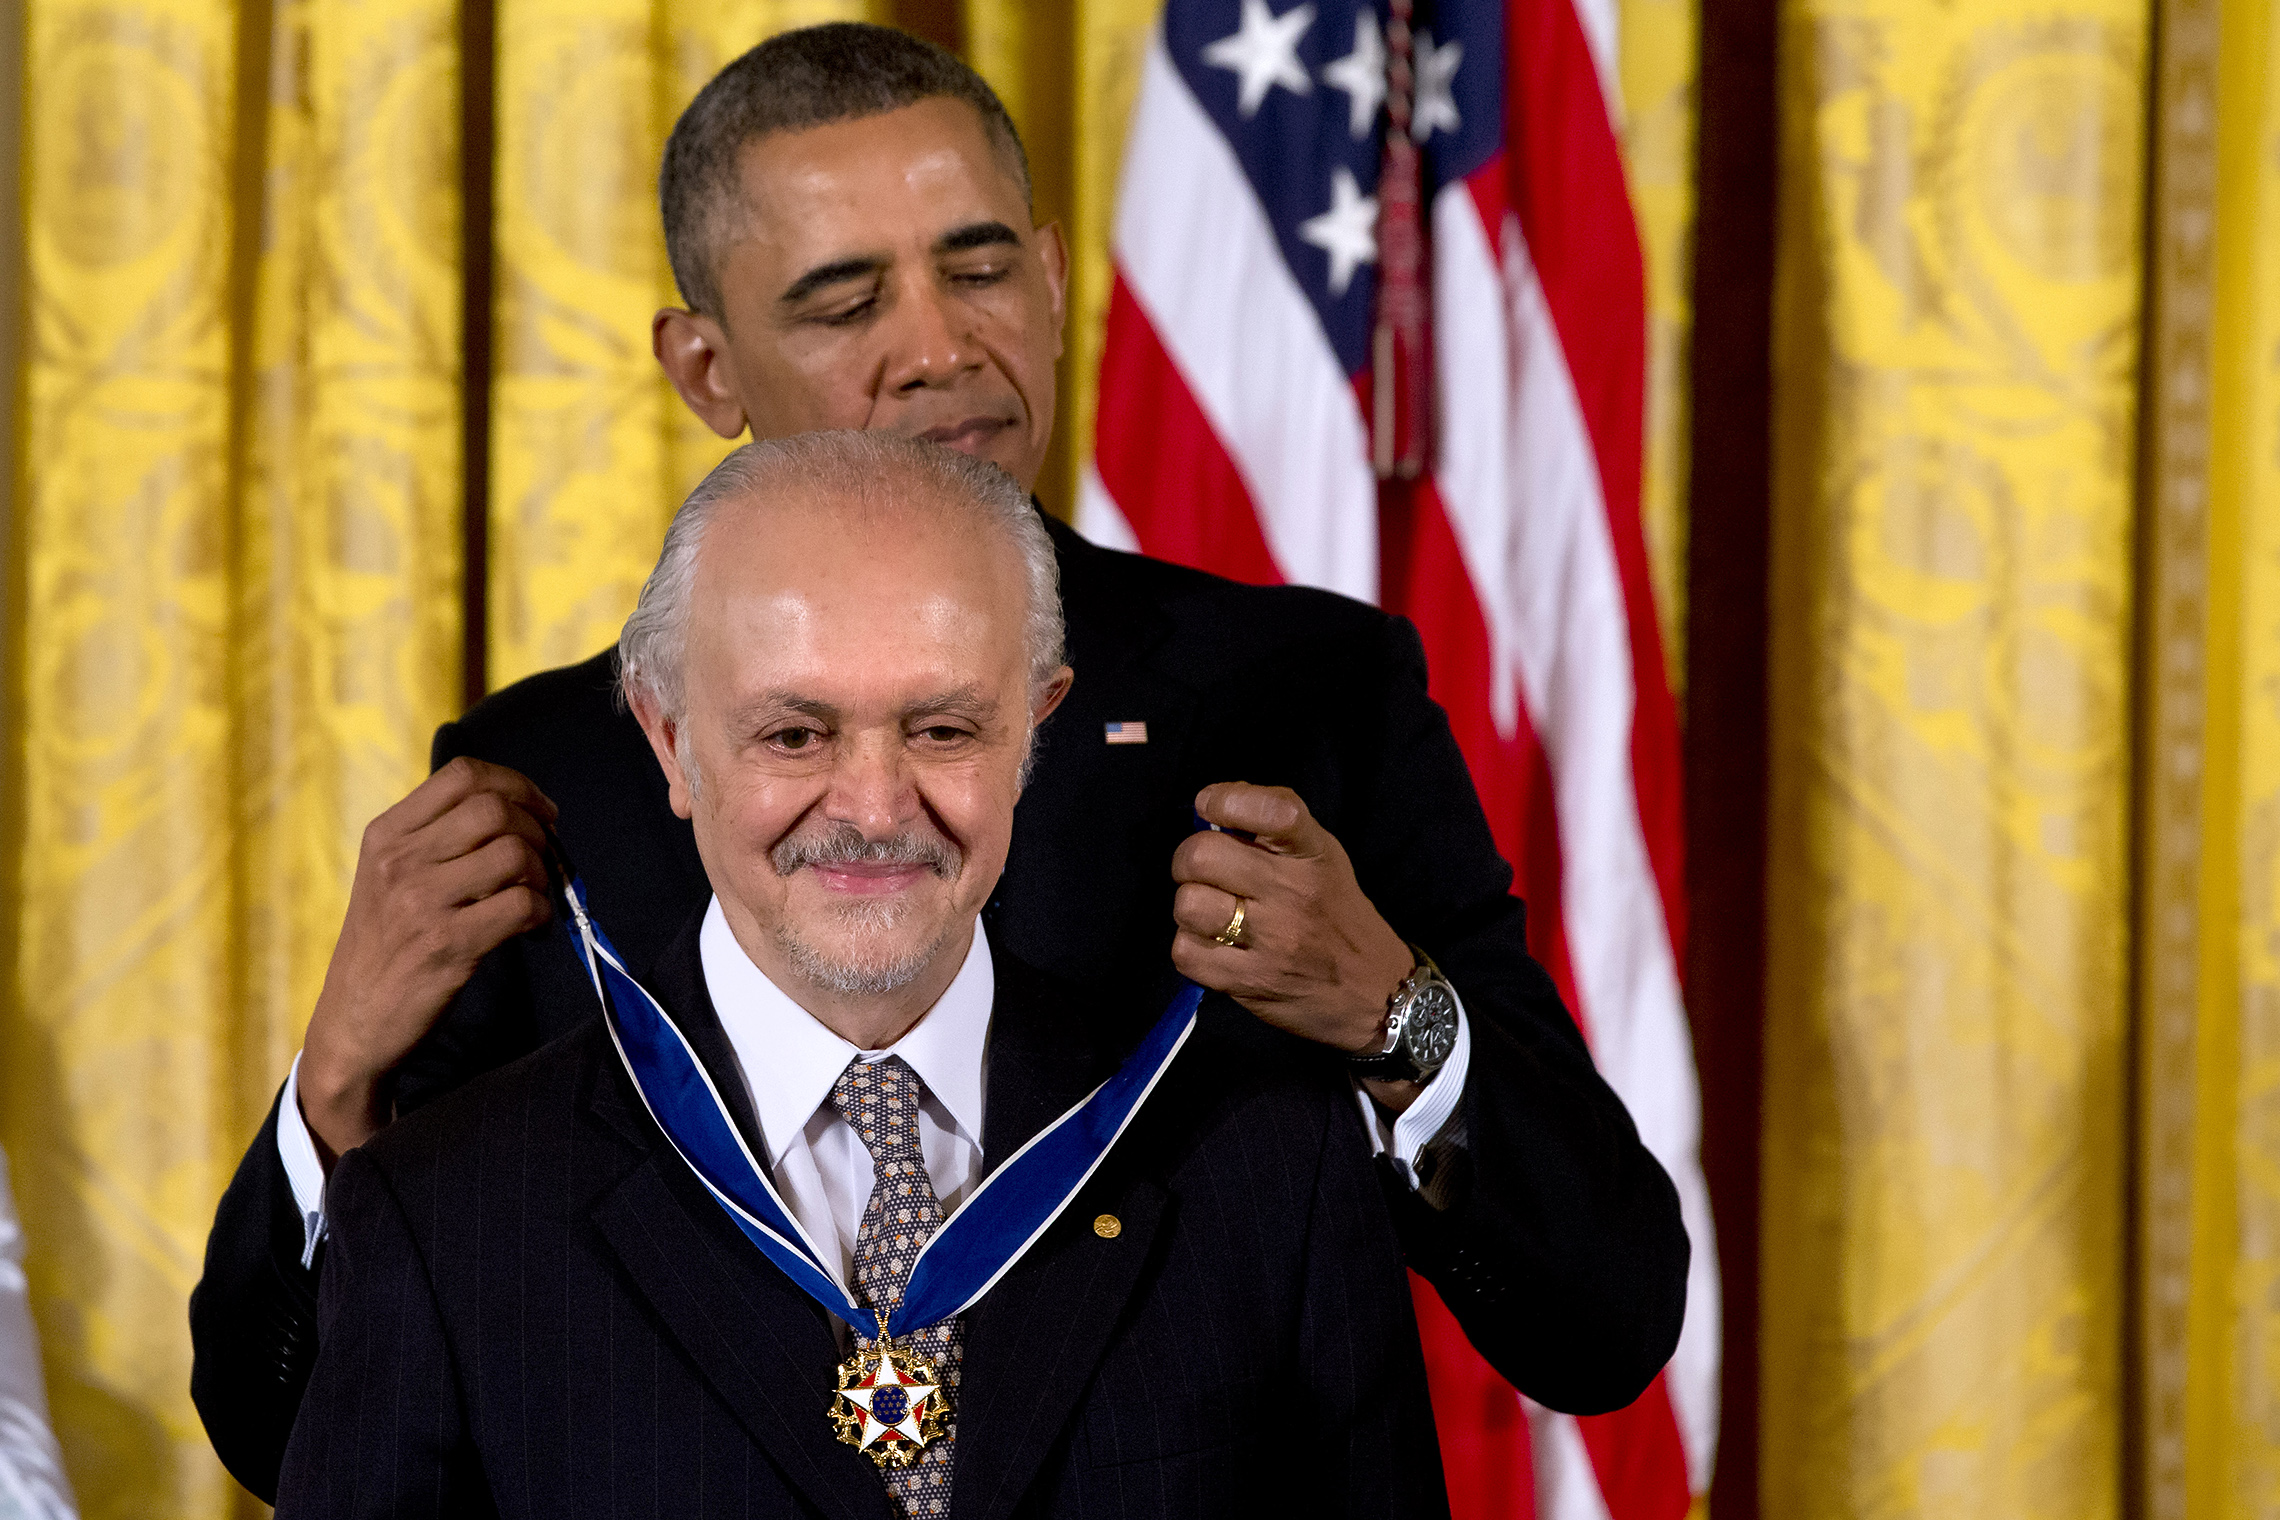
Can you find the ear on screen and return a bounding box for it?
[1034,222,1069,360]
[654,308,751,440]
[628,691,699,820]
[1030,665,1074,729]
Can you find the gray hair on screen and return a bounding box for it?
[618,431,1064,739]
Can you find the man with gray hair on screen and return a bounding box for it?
[195,22,1688,1500]
[272,433,1447,1519]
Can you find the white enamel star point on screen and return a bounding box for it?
[1322,9,1386,140]
[1410,31,1463,141]
[1299,166,1378,297]
[1202,0,1318,118]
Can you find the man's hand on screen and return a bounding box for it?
[1171,783,1425,1113]
[299,759,559,1164]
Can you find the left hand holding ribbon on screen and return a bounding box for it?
[1171,783,1424,1113]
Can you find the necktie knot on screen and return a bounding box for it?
[831,1056,928,1167]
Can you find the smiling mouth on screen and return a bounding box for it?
[808,862,937,897]
[915,416,1014,454]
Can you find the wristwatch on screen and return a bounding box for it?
[1348,947,1460,1084]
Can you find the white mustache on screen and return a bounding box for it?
[770,824,961,880]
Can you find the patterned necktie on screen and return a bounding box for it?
[830,1056,962,1517]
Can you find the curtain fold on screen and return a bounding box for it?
[1760,1,2147,1514]
[1617,0,1698,686]
[7,2,463,1516]
[2166,0,2280,1507]
[2210,1,2280,1499]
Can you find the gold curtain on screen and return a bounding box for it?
[2205,1,2280,1503]
[1616,0,1700,684]
[484,0,885,688]
[7,2,463,1518]
[1760,1,2147,1516]
[2140,0,2280,1510]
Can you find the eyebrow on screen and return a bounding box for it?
[778,256,884,307]
[901,685,1000,724]
[775,222,1023,307]
[934,221,1022,257]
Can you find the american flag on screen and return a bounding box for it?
[1078,1,1718,1516]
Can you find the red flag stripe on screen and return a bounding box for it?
[1093,272,1285,588]
[1499,0,1685,958]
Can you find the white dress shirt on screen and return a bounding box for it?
[0,1150,77,1520]
[278,907,1470,1260]
[699,898,990,1290]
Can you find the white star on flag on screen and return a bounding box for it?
[1298,166,1377,297]
[1321,10,1385,140]
[839,1356,940,1452]
[1202,0,1317,119]
[1410,31,1463,141]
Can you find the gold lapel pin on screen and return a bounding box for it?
[1093,1214,1122,1238]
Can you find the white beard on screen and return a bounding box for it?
[773,895,960,997]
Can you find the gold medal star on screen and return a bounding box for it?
[830,1334,951,1467]
[840,1354,940,1451]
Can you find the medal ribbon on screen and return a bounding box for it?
[564,881,1201,1339]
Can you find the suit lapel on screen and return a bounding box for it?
[584,916,892,1520]
[951,957,1172,1520]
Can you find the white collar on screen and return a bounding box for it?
[696,896,993,1171]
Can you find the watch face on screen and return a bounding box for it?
[1402,984,1459,1070]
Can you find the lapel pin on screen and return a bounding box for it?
[1104,721,1148,745]
[1093,1214,1123,1238]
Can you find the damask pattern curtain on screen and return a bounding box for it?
[2141,0,2280,1508]
[1760,0,2146,1513]
[9,2,462,1516]
[2204,3,2280,1497]
[485,0,885,687]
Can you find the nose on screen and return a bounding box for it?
[822,729,918,838]
[880,275,977,395]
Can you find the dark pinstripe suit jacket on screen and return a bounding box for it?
[272,916,1450,1520]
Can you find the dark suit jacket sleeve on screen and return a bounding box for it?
[189,717,542,1501]
[1351,616,1689,1415]
[274,1146,486,1519]
[188,1088,321,1502]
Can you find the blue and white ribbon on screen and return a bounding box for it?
[565,881,1199,1338]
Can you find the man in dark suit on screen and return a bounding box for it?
[197,24,1688,1501]
[276,432,1448,1518]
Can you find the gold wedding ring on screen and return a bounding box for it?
[1214,898,1248,948]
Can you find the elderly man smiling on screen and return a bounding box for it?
[272,432,1446,1520]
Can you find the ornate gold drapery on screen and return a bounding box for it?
[484,0,884,687]
[1761,1,2147,1513]
[8,2,464,1516]
[2136,0,2280,1511]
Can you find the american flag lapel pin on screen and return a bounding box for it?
[1104,721,1149,745]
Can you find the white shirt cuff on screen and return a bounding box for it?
[276,1054,330,1269]
[1353,988,1471,1188]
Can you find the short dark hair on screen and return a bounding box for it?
[660,23,1033,318]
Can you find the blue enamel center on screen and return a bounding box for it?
[871,1384,910,1425]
